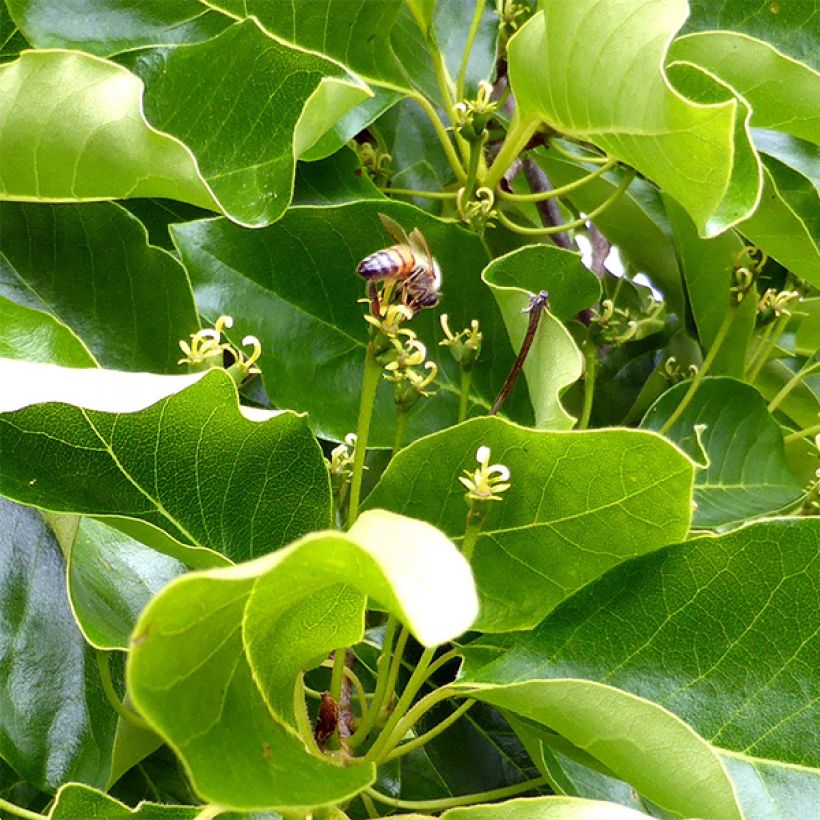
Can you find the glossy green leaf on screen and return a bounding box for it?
[0,202,198,372]
[49,782,198,818]
[456,681,741,820]
[0,499,117,791]
[508,4,754,237]
[5,0,231,55]
[461,518,819,771]
[441,796,652,819]
[68,518,187,651]
[682,0,818,70]
[0,295,96,367]
[210,0,408,88]
[364,417,694,631]
[535,155,684,316]
[127,510,476,809]
[435,0,499,96]
[293,146,385,207]
[0,365,331,565]
[663,196,755,378]
[668,32,820,144]
[754,358,820,433]
[172,201,529,447]
[0,3,27,58]
[482,247,593,428]
[753,129,820,186]
[740,156,820,288]
[0,23,368,226]
[642,377,804,527]
[791,298,820,357]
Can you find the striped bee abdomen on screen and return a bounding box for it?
[357,244,416,280]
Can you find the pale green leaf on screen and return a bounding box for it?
[364,417,694,632]
[441,796,652,819]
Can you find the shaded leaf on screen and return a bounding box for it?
[68,518,187,651]
[0,498,117,791]
[172,201,529,447]
[642,377,804,527]
[0,365,331,565]
[293,146,385,207]
[508,4,754,236]
[0,202,198,372]
[364,417,694,631]
[6,0,231,55]
[127,510,476,809]
[50,781,198,818]
[0,295,96,367]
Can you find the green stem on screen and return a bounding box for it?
[364,645,436,762]
[348,617,398,747]
[347,345,382,526]
[95,650,151,730]
[329,649,347,705]
[482,115,540,190]
[293,676,316,749]
[344,666,369,720]
[194,806,226,820]
[361,792,379,819]
[659,305,735,435]
[384,186,457,199]
[457,0,487,100]
[393,409,408,456]
[549,140,611,163]
[783,422,820,444]
[0,797,47,820]
[462,507,485,561]
[365,776,547,812]
[458,368,472,423]
[385,698,476,761]
[461,134,485,205]
[768,359,819,413]
[498,158,616,202]
[496,170,634,235]
[578,339,598,430]
[746,314,789,382]
[408,92,467,182]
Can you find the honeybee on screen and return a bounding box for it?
[357,213,442,316]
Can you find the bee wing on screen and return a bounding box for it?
[378,213,409,245]
[408,228,433,267]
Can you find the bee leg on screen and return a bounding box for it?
[369,281,381,318]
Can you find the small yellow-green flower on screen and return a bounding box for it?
[459,446,511,502]
[178,315,234,367]
[440,314,482,369]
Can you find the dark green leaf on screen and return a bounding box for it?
[0,499,117,791]
[6,0,231,55]
[0,202,198,372]
[68,518,187,651]
[642,377,804,527]
[50,781,198,818]
[364,417,694,631]
[172,201,528,447]
[293,146,385,207]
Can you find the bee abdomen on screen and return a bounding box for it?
[357,245,414,280]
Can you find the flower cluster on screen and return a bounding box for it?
[663,356,698,385]
[351,141,392,187]
[440,314,482,370]
[178,315,261,381]
[756,288,801,325]
[453,81,499,143]
[328,433,358,493]
[591,297,663,346]
[382,337,438,411]
[459,446,511,503]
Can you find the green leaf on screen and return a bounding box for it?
[127,510,476,809]
[0,2,27,58]
[663,196,755,378]
[668,32,820,144]
[0,202,198,372]
[0,365,331,565]
[293,146,385,207]
[535,155,685,317]
[508,5,754,237]
[740,156,820,288]
[211,0,408,87]
[460,518,819,771]
[456,681,741,820]
[0,24,368,226]
[440,796,653,818]
[364,417,694,631]
[642,377,805,527]
[753,129,820,186]
[435,0,499,96]
[482,247,594,428]
[0,498,117,791]
[49,782,198,818]
[682,0,818,70]
[68,518,187,651]
[172,201,530,447]
[0,295,96,367]
[5,0,231,55]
